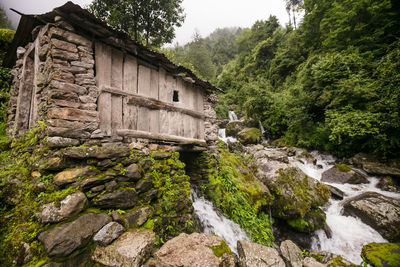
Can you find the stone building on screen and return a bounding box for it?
[4,1,220,148]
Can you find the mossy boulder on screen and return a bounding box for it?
[321,164,368,184]
[361,242,400,267]
[237,128,262,145]
[266,167,330,220]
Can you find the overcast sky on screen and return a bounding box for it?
[1,0,291,45]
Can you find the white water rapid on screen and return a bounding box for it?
[218,128,237,143]
[290,151,400,264]
[191,191,249,253]
[228,110,238,121]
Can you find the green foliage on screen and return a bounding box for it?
[88,0,185,47]
[361,243,400,267]
[334,164,351,172]
[198,149,274,246]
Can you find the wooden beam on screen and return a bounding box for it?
[101,86,205,119]
[116,129,206,145]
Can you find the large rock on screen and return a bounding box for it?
[92,229,155,267]
[154,233,234,267]
[237,240,285,267]
[237,128,262,145]
[93,222,124,246]
[38,213,111,257]
[343,192,400,242]
[262,166,330,219]
[350,153,400,178]
[38,192,87,223]
[321,164,368,184]
[46,137,80,148]
[92,189,138,209]
[361,242,400,267]
[54,166,95,186]
[280,240,303,267]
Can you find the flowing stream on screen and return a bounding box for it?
[191,191,249,253]
[290,151,400,264]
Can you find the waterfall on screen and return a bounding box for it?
[191,190,249,253]
[218,128,237,143]
[228,110,238,121]
[258,120,267,142]
[290,151,400,264]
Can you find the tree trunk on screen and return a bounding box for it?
[293,7,297,29]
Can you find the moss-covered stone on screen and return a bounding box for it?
[335,164,352,172]
[187,148,274,246]
[361,242,400,267]
[237,128,262,145]
[208,240,232,258]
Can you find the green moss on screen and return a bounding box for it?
[287,218,310,232]
[197,149,274,246]
[300,151,313,158]
[142,219,154,230]
[237,128,262,145]
[335,164,352,172]
[208,240,232,258]
[361,242,400,267]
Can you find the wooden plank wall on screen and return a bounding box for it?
[95,41,205,140]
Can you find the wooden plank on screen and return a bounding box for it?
[137,107,150,132]
[123,54,137,93]
[138,65,151,97]
[158,68,168,102]
[165,74,176,104]
[159,110,169,134]
[102,86,205,119]
[111,95,123,130]
[123,97,138,130]
[149,109,160,133]
[110,48,123,133]
[150,68,159,99]
[116,129,206,145]
[111,48,123,89]
[95,42,112,136]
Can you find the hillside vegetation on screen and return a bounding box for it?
[167,0,400,158]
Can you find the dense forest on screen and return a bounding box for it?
[166,0,400,159]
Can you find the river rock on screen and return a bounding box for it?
[327,185,346,200]
[361,242,400,267]
[93,222,124,246]
[237,128,262,145]
[92,229,155,267]
[92,189,137,209]
[262,166,330,219]
[343,192,400,242]
[252,148,289,163]
[54,166,95,186]
[154,233,234,267]
[350,153,400,178]
[38,213,111,257]
[377,177,400,193]
[38,192,87,223]
[321,164,368,184]
[237,240,285,267]
[280,240,303,267]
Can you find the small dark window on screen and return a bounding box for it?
[173,90,179,102]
